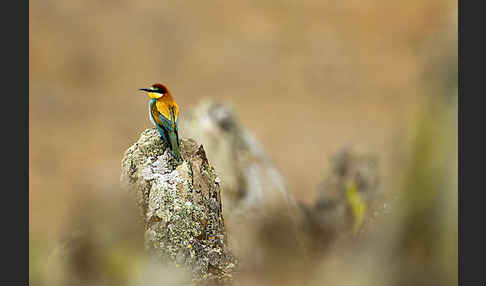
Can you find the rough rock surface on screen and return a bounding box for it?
[121,129,236,284]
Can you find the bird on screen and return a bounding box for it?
[139,83,182,162]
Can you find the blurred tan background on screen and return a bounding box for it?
[30,0,457,273]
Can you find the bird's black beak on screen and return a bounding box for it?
[139,88,152,92]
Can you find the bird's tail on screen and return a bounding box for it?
[155,124,182,162]
[168,130,182,162]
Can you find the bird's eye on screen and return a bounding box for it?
[151,84,167,94]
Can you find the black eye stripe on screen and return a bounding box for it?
[152,86,167,94]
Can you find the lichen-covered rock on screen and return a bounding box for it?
[121,129,236,284]
[179,100,296,219]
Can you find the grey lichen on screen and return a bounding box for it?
[121,129,236,284]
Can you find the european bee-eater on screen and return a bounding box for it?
[139,83,182,161]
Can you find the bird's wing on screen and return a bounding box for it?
[157,114,176,132]
[151,102,178,132]
[157,107,180,153]
[150,101,164,126]
[170,106,180,145]
[173,102,179,122]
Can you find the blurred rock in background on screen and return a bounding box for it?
[315,147,380,234]
[180,100,303,273]
[180,100,295,219]
[296,147,381,259]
